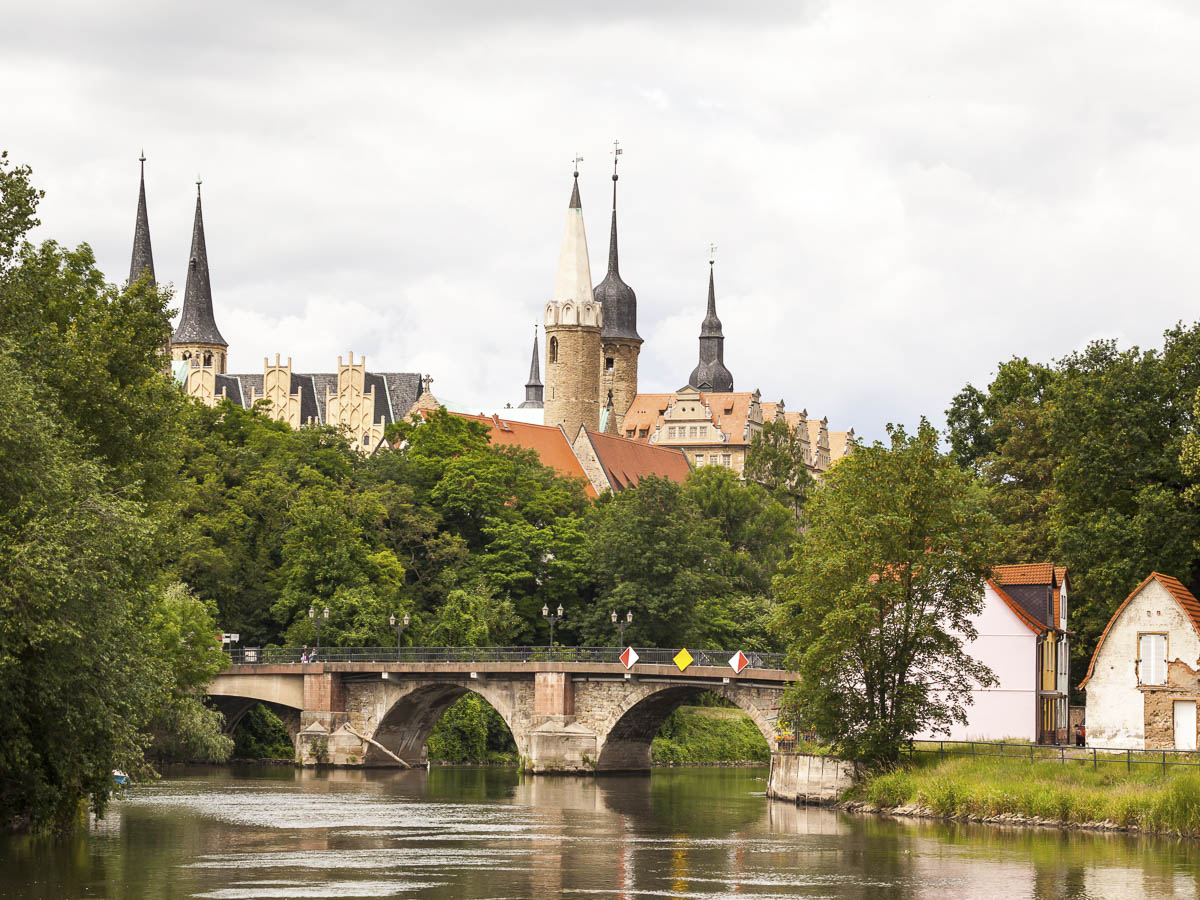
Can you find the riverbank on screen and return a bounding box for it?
[841,755,1200,837]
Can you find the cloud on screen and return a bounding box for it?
[4,0,1200,441]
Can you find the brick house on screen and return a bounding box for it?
[1080,573,1200,750]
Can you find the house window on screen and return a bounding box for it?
[723,453,731,466]
[689,426,699,438]
[549,337,558,363]
[695,454,704,466]
[605,357,614,372]
[626,429,635,438]
[1139,633,1168,685]
[639,429,648,439]
[668,426,676,438]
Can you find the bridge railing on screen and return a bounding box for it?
[223,645,788,671]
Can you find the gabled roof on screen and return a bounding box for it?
[449,412,597,498]
[622,391,761,446]
[578,426,691,492]
[1079,572,1200,688]
[987,580,1045,635]
[992,562,1057,585]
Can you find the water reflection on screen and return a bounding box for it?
[1,766,1199,898]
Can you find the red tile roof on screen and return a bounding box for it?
[448,413,598,499]
[578,427,692,492]
[1079,572,1200,689]
[992,563,1057,585]
[621,391,761,446]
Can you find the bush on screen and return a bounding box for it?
[232,704,294,760]
[866,771,914,808]
[427,694,517,763]
[650,706,770,764]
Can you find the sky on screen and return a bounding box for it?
[4,0,1200,442]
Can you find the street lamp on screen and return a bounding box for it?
[309,605,329,659]
[389,612,410,660]
[542,603,564,652]
[612,609,633,645]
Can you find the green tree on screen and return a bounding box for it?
[775,421,998,765]
[743,416,815,517]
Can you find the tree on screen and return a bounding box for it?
[775,421,998,765]
[581,477,733,647]
[744,416,815,517]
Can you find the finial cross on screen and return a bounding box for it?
[612,139,622,176]
[421,374,434,393]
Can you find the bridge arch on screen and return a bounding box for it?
[365,680,523,766]
[206,673,305,737]
[595,684,776,771]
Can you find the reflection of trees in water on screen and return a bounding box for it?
[425,765,520,803]
[598,770,769,836]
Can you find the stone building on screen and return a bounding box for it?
[129,158,427,453]
[594,160,641,434]
[1081,572,1200,750]
[543,171,603,440]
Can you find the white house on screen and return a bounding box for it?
[916,563,1071,744]
[1080,573,1200,750]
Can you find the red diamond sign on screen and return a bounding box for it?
[728,650,750,674]
[620,646,639,669]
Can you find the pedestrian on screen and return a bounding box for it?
[300,646,309,664]
[1075,722,1086,747]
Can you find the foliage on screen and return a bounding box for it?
[775,420,998,765]
[744,415,816,517]
[948,326,1200,685]
[427,694,517,763]
[232,704,295,760]
[651,705,770,764]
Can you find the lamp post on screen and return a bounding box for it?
[389,612,410,661]
[309,605,329,658]
[542,603,564,653]
[612,609,633,646]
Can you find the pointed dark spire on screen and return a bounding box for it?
[172,179,227,347]
[593,150,640,342]
[128,152,155,286]
[520,327,544,409]
[688,257,733,392]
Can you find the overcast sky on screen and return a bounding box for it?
[5,1,1200,441]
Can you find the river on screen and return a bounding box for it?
[2,766,1199,898]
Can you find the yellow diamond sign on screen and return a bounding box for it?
[673,648,694,671]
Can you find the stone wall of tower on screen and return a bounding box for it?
[600,339,640,433]
[545,323,602,438]
[171,342,227,374]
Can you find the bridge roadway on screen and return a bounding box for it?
[207,647,795,773]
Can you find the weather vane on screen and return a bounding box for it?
[709,243,718,265]
[572,153,584,175]
[612,139,622,177]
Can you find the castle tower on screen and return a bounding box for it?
[544,169,602,438]
[519,327,544,408]
[128,152,155,286]
[593,144,641,433]
[687,256,734,392]
[170,180,228,373]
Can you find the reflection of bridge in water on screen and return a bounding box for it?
[208,646,794,772]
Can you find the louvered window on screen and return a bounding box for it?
[1139,633,1168,685]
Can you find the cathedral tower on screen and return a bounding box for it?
[593,145,641,433]
[519,327,544,409]
[170,180,229,373]
[544,169,602,438]
[687,256,733,392]
[128,152,155,286]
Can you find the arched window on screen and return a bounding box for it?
[203,351,213,366]
[181,350,191,361]
[549,337,558,364]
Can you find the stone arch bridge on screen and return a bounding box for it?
[207,648,793,772]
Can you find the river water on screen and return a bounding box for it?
[2,766,1200,898]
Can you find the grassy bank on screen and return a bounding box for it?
[856,755,1200,836]
[652,706,770,765]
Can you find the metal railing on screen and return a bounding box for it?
[902,739,1200,775]
[223,645,788,671]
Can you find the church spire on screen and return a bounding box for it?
[128,151,155,286]
[687,251,733,393]
[594,140,640,342]
[552,163,595,307]
[519,326,544,408]
[172,179,227,348]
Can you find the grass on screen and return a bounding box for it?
[858,755,1200,835]
[651,705,771,764]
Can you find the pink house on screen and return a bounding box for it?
[917,563,1071,744]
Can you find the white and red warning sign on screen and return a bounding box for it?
[728,650,750,674]
[620,646,640,669]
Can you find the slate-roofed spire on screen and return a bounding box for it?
[688,255,734,392]
[128,152,155,286]
[593,148,640,342]
[172,179,227,347]
[519,326,544,408]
